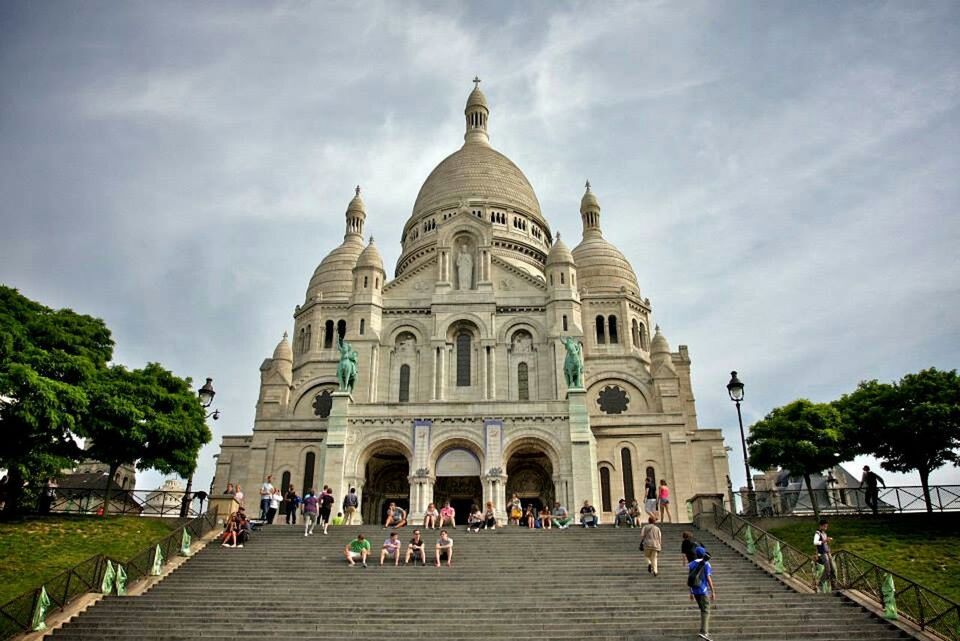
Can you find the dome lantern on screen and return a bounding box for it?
[345,185,366,239]
[580,180,602,238]
[464,76,490,146]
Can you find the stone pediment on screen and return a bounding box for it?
[491,256,547,295]
[383,256,437,300]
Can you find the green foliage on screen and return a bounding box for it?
[79,363,211,482]
[0,516,177,604]
[747,399,846,518]
[836,369,960,512]
[0,286,114,514]
[767,516,960,603]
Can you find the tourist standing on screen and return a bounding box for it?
[266,487,282,524]
[688,545,716,640]
[259,475,274,521]
[860,466,886,515]
[508,493,522,525]
[681,531,700,564]
[814,519,834,591]
[302,488,319,536]
[639,515,662,576]
[342,487,359,525]
[319,485,335,534]
[233,484,244,507]
[284,485,299,525]
[644,477,658,518]
[658,480,672,522]
[345,533,370,567]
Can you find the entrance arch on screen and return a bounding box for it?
[361,442,411,526]
[505,443,555,515]
[433,447,482,525]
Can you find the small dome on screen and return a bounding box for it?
[572,235,640,295]
[580,181,600,214]
[546,234,574,266]
[466,86,488,111]
[650,325,670,355]
[272,332,292,362]
[305,236,364,301]
[347,187,365,214]
[355,237,385,272]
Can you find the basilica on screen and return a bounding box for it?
[212,81,730,524]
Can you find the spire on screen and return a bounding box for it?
[580,180,602,238]
[464,77,490,146]
[272,331,293,362]
[345,185,366,239]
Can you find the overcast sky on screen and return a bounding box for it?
[2,1,958,495]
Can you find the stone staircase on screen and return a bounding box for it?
[47,522,913,640]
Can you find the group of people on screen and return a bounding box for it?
[344,529,455,568]
[225,476,363,532]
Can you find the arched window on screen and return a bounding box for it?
[303,324,311,353]
[639,323,646,350]
[363,276,368,288]
[562,315,568,332]
[359,318,365,335]
[324,320,335,349]
[399,364,411,403]
[595,315,606,344]
[608,315,619,344]
[517,362,529,401]
[600,468,612,512]
[646,466,656,486]
[632,319,640,348]
[621,448,635,502]
[456,331,471,387]
[337,320,346,342]
[280,471,291,494]
[549,274,554,285]
[560,272,565,285]
[302,452,316,496]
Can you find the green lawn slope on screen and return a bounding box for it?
[0,516,179,604]
[765,515,960,603]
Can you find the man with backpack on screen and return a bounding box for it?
[687,545,716,641]
[343,487,359,525]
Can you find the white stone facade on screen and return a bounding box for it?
[213,82,730,524]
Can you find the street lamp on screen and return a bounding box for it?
[180,378,220,518]
[727,371,755,515]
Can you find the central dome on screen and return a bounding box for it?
[411,143,544,225]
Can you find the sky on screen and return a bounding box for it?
[1,1,958,495]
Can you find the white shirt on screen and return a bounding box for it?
[269,493,282,509]
[261,482,274,497]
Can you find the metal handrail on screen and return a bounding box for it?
[694,500,960,641]
[733,485,960,516]
[24,486,209,518]
[0,510,219,640]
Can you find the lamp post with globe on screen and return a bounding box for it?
[726,371,755,516]
[180,378,219,518]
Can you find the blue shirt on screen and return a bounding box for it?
[688,559,712,596]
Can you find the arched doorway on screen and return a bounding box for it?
[362,446,410,526]
[505,445,555,516]
[433,447,482,525]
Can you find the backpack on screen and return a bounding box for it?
[687,559,708,588]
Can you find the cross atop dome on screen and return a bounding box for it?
[473,76,481,89]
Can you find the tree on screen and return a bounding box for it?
[836,368,960,514]
[0,286,113,517]
[747,399,847,519]
[79,363,212,514]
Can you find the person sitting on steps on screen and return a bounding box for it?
[539,504,552,529]
[438,501,456,529]
[435,529,454,567]
[467,504,484,532]
[384,502,407,528]
[406,529,426,565]
[423,502,440,529]
[345,533,370,567]
[380,531,402,566]
[614,498,633,528]
[552,501,571,529]
[524,503,538,528]
[580,499,599,528]
[483,501,497,530]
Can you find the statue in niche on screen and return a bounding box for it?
[456,242,473,290]
[336,337,359,393]
[560,336,584,389]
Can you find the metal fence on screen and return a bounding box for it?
[732,485,960,517]
[694,500,960,641]
[0,509,219,641]
[24,486,207,518]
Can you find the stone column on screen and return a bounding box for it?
[488,344,497,400]
[567,388,599,512]
[324,392,352,513]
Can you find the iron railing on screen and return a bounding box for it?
[0,509,218,640]
[733,485,960,517]
[25,486,207,518]
[694,500,960,641]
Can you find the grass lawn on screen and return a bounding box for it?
[0,516,178,604]
[766,516,960,603]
